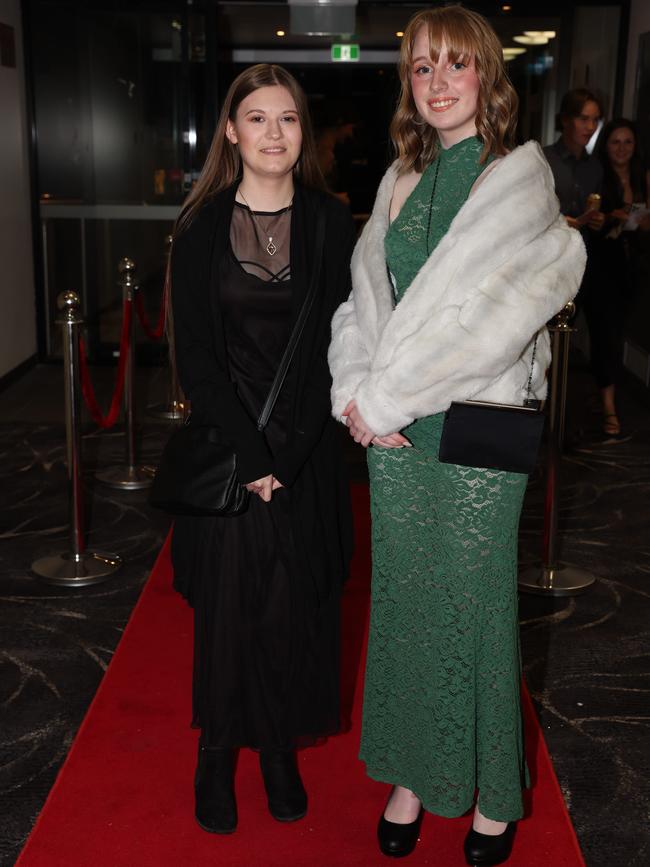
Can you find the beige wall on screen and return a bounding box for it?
[0,0,36,379]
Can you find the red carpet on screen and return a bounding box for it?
[17,486,585,867]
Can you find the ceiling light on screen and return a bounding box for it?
[513,34,549,45]
[502,47,527,57]
[502,4,512,11]
[396,31,404,38]
[288,0,358,37]
[276,29,286,37]
[524,31,556,39]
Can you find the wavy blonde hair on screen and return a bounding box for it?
[391,5,518,174]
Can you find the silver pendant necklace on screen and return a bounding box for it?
[237,188,291,256]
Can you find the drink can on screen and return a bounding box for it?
[586,193,601,212]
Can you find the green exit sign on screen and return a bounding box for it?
[331,43,360,62]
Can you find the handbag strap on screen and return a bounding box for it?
[256,207,327,432]
[524,332,539,407]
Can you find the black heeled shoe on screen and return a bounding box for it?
[377,807,423,858]
[259,749,307,822]
[194,745,237,834]
[463,821,516,866]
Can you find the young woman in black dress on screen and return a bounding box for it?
[169,64,355,834]
[590,118,650,439]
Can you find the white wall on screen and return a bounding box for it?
[0,0,36,379]
[623,0,650,117]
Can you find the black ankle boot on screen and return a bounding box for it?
[463,822,516,866]
[377,807,423,858]
[194,745,237,834]
[259,749,307,822]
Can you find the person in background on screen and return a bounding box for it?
[315,102,358,205]
[587,118,650,440]
[169,64,354,836]
[329,6,585,865]
[542,89,619,439]
[543,88,606,234]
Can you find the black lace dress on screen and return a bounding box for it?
[172,203,341,750]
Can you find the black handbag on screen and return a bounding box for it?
[438,335,545,475]
[149,421,250,516]
[149,210,325,516]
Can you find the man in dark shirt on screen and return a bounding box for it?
[543,88,605,233]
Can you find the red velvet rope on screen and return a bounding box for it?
[79,299,132,429]
[134,291,166,341]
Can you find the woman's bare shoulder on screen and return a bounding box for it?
[389,170,421,223]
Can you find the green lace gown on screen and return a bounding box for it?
[361,136,529,822]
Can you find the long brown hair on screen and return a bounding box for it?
[165,64,325,370]
[391,5,518,174]
[597,118,648,211]
[176,63,325,237]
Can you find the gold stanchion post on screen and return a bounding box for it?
[32,292,122,585]
[147,234,185,422]
[95,259,155,490]
[519,302,597,596]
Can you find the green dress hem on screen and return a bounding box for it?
[360,761,526,822]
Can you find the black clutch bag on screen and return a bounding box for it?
[438,334,545,475]
[149,421,249,516]
[438,399,545,474]
[149,210,325,516]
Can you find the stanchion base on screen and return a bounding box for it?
[95,464,155,490]
[518,563,597,596]
[146,402,184,421]
[32,551,122,586]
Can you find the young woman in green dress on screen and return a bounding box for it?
[329,6,585,865]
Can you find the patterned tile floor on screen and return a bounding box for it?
[0,359,648,867]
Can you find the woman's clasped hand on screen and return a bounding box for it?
[342,399,412,448]
[244,474,284,501]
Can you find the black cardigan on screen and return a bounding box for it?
[170,181,356,601]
